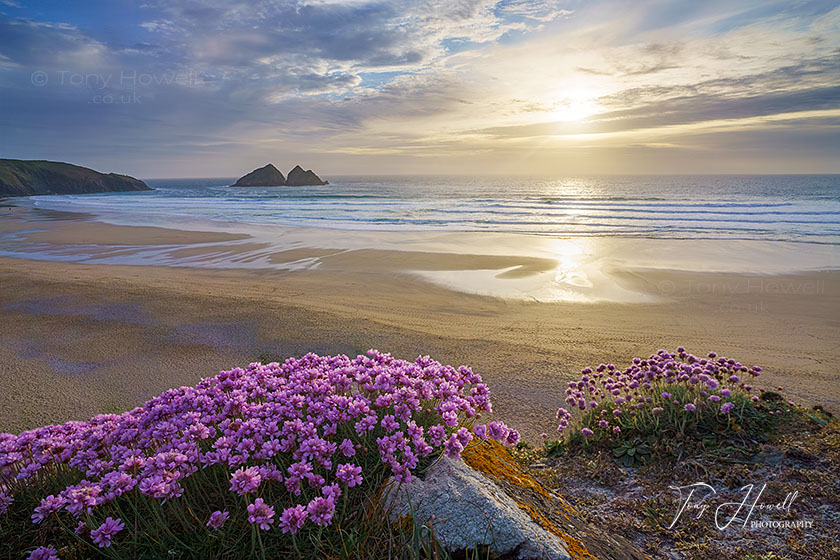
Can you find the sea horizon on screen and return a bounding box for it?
[14,174,840,244]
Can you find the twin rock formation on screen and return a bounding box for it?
[231,164,327,187]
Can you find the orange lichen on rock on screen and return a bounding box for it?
[462,441,597,560]
[463,440,578,516]
[463,441,550,497]
[519,503,597,560]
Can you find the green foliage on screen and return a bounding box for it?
[612,438,652,467]
[559,382,793,466]
[544,440,564,459]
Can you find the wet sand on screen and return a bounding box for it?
[1,211,839,441]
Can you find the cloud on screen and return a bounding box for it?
[469,85,840,140]
[0,1,838,175]
[0,18,106,69]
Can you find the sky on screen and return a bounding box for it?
[0,0,838,178]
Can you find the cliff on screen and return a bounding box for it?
[0,159,150,197]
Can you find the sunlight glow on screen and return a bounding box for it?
[547,92,600,122]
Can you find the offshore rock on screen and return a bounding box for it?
[285,164,328,186]
[231,163,286,186]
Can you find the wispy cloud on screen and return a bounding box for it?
[0,0,838,175]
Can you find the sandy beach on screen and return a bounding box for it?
[1,207,838,441]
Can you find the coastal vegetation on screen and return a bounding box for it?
[528,347,840,559]
[1,347,837,559]
[548,347,774,461]
[0,351,515,559]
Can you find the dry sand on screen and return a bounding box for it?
[1,213,838,441]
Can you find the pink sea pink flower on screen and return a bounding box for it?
[247,498,275,530]
[0,492,13,515]
[279,504,308,534]
[206,510,229,530]
[306,496,335,527]
[322,482,342,501]
[28,546,58,560]
[31,494,65,524]
[455,427,473,447]
[505,429,520,446]
[336,463,363,487]
[487,421,508,442]
[229,466,261,495]
[338,439,356,457]
[444,434,464,458]
[75,521,88,536]
[428,425,447,447]
[91,517,124,548]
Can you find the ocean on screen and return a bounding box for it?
[23,175,840,245]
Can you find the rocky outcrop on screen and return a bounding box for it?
[386,455,570,559]
[284,165,328,186]
[231,164,286,187]
[0,159,150,197]
[231,164,327,187]
[385,441,649,560]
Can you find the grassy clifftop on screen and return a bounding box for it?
[0,159,150,197]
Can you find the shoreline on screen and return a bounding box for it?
[1,206,839,440]
[2,204,839,303]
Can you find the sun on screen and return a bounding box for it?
[549,96,599,122]
[546,89,601,122]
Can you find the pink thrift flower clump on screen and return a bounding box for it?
[557,348,763,437]
[0,351,517,550]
